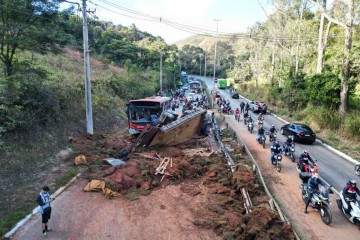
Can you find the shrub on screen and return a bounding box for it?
[307,106,340,130]
[344,113,360,139]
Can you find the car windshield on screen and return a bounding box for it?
[297,125,312,132]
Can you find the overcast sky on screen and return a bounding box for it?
[81,0,273,44]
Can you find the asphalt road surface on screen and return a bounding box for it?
[198,76,358,194]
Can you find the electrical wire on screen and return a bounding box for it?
[88,0,346,43]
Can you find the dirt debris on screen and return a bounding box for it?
[70,133,295,239]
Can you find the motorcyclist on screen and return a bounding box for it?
[283,136,294,155]
[235,108,240,116]
[269,124,277,141]
[270,141,282,164]
[298,149,316,172]
[304,173,323,213]
[258,113,264,121]
[342,180,360,213]
[257,126,265,143]
[245,102,250,112]
[243,111,249,123]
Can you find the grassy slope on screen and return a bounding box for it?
[0,49,126,237]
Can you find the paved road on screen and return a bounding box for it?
[198,76,358,194]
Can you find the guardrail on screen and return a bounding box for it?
[213,115,300,240]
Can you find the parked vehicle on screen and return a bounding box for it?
[336,191,360,229]
[250,101,267,114]
[280,123,316,144]
[300,185,333,225]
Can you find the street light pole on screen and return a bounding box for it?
[212,19,221,108]
[160,52,163,92]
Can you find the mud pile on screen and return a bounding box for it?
[71,134,296,239]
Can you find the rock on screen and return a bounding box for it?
[56,148,73,161]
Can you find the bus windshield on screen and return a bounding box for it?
[189,81,201,93]
[127,97,171,134]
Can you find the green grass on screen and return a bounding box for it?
[0,204,37,237]
[55,168,79,190]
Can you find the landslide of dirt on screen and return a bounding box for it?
[70,130,296,240]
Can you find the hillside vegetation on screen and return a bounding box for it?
[174,1,360,143]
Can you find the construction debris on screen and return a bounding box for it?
[74,155,87,165]
[182,148,214,157]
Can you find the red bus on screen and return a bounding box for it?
[126,96,171,135]
[189,81,201,93]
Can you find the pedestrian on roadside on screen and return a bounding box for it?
[37,186,54,237]
[240,101,245,113]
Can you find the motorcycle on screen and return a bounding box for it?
[355,163,360,176]
[244,116,248,125]
[248,121,254,134]
[300,184,333,225]
[296,158,318,174]
[284,143,296,162]
[219,107,234,115]
[271,152,282,172]
[336,191,360,229]
[235,112,240,122]
[269,132,277,142]
[257,134,266,148]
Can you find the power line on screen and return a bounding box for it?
[85,0,346,44]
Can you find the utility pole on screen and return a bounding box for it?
[82,0,93,135]
[160,52,163,92]
[212,19,221,108]
[204,52,206,77]
[199,54,202,77]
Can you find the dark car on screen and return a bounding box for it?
[280,123,316,144]
[231,92,239,99]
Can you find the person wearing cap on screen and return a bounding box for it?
[342,180,360,213]
[304,173,323,213]
[37,186,55,237]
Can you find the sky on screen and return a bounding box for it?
[80,0,273,44]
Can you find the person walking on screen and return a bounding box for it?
[37,186,54,237]
[240,101,245,113]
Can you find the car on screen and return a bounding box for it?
[280,123,316,144]
[250,100,267,114]
[231,92,239,99]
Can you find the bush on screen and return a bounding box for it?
[344,113,360,139]
[307,106,340,130]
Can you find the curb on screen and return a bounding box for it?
[237,94,360,166]
[4,173,81,238]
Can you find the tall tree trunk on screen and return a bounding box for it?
[270,41,275,86]
[316,13,325,73]
[340,23,352,121]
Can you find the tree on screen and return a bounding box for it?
[0,0,69,76]
[310,0,357,121]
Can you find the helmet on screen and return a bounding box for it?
[303,149,309,155]
[259,113,262,116]
[236,108,239,110]
[349,180,357,187]
[272,124,275,127]
[312,173,319,179]
[275,141,279,145]
[288,135,292,139]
